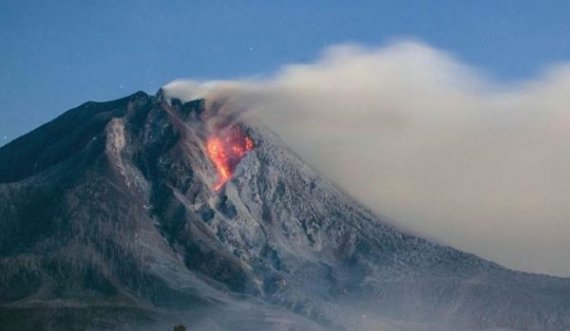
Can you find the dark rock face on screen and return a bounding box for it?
[0,91,569,331]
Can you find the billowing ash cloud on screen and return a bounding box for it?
[163,41,570,277]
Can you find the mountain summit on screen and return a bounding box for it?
[0,91,569,331]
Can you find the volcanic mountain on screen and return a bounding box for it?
[0,91,569,331]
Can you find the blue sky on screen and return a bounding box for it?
[1,0,569,144]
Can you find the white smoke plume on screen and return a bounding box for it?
[163,40,570,277]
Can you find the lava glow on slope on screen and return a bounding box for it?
[206,125,254,191]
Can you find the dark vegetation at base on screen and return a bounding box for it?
[0,306,155,331]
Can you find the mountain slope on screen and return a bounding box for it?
[0,91,568,331]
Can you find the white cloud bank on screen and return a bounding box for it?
[164,41,570,277]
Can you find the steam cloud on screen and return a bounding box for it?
[164,41,570,277]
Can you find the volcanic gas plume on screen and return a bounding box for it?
[206,125,254,191]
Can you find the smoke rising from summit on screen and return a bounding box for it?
[164,41,570,277]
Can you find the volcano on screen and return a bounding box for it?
[0,90,569,331]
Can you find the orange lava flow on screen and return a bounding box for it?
[206,126,254,191]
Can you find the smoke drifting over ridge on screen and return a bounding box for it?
[164,41,570,277]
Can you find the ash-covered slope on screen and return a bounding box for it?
[0,91,569,331]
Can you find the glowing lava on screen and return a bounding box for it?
[206,126,254,191]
